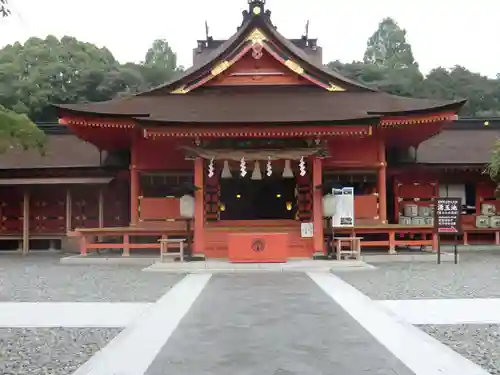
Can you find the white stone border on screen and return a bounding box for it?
[308,272,490,375]
[72,273,211,375]
[0,302,152,328]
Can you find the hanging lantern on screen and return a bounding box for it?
[208,158,215,178]
[282,160,294,178]
[251,161,262,180]
[180,194,195,218]
[240,157,247,177]
[221,160,232,179]
[299,156,306,176]
[266,157,272,177]
[323,193,336,217]
[286,201,293,211]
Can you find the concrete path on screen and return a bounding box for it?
[144,274,413,375]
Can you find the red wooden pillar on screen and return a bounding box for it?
[378,138,388,224]
[130,167,139,226]
[194,157,205,255]
[312,157,324,255]
[130,137,139,226]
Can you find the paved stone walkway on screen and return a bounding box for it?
[145,274,413,375]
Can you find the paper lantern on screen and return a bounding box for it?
[322,193,336,217]
[180,194,195,218]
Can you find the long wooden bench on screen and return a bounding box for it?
[331,224,437,254]
[69,220,192,257]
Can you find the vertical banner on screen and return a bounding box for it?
[332,187,355,227]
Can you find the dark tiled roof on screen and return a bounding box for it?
[54,8,465,123]
[417,128,500,164]
[57,87,465,124]
[0,133,102,169]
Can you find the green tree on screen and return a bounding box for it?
[364,17,418,70]
[0,6,47,152]
[417,66,500,116]
[141,39,184,88]
[0,36,135,121]
[0,104,45,153]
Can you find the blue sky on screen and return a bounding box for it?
[1,0,498,77]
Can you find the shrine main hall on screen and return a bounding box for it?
[8,0,498,260]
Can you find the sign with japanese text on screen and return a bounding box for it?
[332,187,354,228]
[434,198,462,234]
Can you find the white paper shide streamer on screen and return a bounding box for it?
[266,157,272,177]
[240,157,247,177]
[299,156,306,176]
[208,158,215,178]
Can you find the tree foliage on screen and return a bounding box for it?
[0,36,184,122]
[0,104,46,153]
[327,17,500,117]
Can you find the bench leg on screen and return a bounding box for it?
[388,231,396,254]
[80,235,88,256]
[123,234,130,257]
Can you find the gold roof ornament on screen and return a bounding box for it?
[211,60,232,77]
[327,83,346,92]
[171,85,188,94]
[247,28,267,45]
[285,60,304,75]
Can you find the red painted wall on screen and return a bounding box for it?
[324,137,379,166]
[135,138,193,170]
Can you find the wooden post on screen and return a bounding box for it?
[98,188,104,228]
[65,189,72,233]
[130,167,139,225]
[22,189,30,255]
[378,138,387,224]
[312,157,324,255]
[130,134,140,226]
[193,157,205,255]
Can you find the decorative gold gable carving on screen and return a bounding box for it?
[327,83,346,92]
[171,85,188,94]
[247,28,267,45]
[285,60,304,75]
[211,60,232,77]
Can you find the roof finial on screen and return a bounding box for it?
[205,20,210,40]
[247,0,265,16]
[305,20,310,39]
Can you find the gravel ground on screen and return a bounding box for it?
[335,252,500,300]
[0,327,121,375]
[419,324,500,374]
[0,254,184,302]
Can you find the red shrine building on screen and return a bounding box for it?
[1,1,499,258]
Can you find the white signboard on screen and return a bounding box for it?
[301,222,314,238]
[332,187,354,228]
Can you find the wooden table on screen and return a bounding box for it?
[158,238,186,263]
[334,236,363,260]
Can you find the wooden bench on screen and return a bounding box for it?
[159,238,186,262]
[68,225,192,257]
[334,236,363,260]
